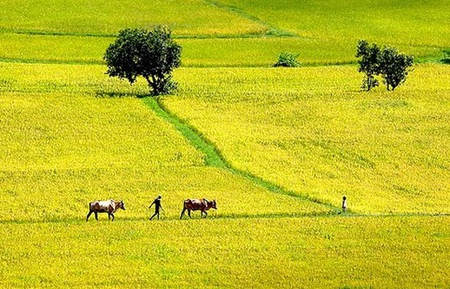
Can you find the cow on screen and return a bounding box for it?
[86,200,125,221]
[180,198,217,219]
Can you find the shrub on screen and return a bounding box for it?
[273,52,301,67]
[441,50,450,64]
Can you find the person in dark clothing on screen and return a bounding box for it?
[342,196,347,213]
[149,195,163,220]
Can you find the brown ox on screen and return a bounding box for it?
[180,198,217,219]
[86,200,125,221]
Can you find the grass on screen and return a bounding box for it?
[0,62,331,223]
[218,0,450,46]
[1,0,449,67]
[1,216,449,288]
[1,62,449,288]
[0,0,266,36]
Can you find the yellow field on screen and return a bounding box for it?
[165,64,450,214]
[0,63,331,224]
[1,62,449,287]
[1,0,450,287]
[1,216,449,288]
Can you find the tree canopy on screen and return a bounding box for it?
[356,40,413,91]
[104,26,181,96]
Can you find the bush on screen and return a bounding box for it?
[441,50,450,64]
[273,52,301,67]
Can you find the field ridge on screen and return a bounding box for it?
[203,0,295,37]
[143,97,341,212]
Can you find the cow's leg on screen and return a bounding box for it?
[86,211,93,222]
[180,208,186,219]
[94,212,98,221]
[202,210,208,218]
[110,213,115,221]
[188,209,192,218]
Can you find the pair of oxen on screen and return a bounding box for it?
[86,198,217,221]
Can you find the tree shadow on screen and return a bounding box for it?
[95,90,150,98]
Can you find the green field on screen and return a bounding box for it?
[1,0,450,288]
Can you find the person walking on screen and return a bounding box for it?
[149,195,164,220]
[342,196,347,213]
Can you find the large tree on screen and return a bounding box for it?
[104,26,181,96]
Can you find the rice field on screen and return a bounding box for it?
[1,0,449,66]
[1,0,450,288]
[165,65,450,214]
[1,216,449,288]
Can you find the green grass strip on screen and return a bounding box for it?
[143,96,340,212]
[143,97,229,168]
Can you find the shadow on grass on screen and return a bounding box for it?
[95,90,150,98]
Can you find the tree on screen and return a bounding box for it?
[104,26,181,96]
[356,40,413,91]
[273,52,301,67]
[379,46,414,91]
[356,40,381,91]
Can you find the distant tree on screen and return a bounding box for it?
[273,52,301,67]
[104,26,181,96]
[379,46,414,91]
[356,40,381,91]
[356,40,414,91]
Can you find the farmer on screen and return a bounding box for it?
[342,196,347,213]
[149,195,164,220]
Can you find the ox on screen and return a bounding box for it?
[86,200,125,221]
[180,198,217,219]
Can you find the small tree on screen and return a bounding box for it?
[356,40,381,91]
[273,52,301,67]
[379,46,414,91]
[356,40,413,91]
[104,26,181,96]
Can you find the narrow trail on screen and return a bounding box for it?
[143,97,340,212]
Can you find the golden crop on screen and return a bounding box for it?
[166,64,450,214]
[1,0,450,287]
